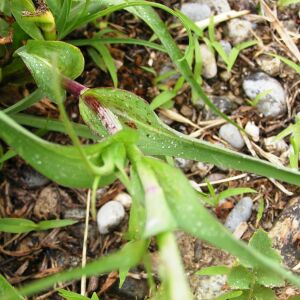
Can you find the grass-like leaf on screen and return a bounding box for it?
[79,88,300,186]
[0,218,76,233]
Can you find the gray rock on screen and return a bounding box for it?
[269,197,300,268]
[175,157,194,172]
[257,55,281,76]
[218,40,232,63]
[243,72,286,117]
[20,165,50,188]
[225,197,253,232]
[195,0,231,13]
[63,208,86,220]
[118,276,149,300]
[180,3,212,22]
[199,44,217,78]
[206,173,226,182]
[227,19,252,45]
[204,96,236,119]
[158,65,179,84]
[219,123,245,149]
[97,201,125,234]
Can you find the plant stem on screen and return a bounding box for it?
[62,77,88,97]
[157,232,193,300]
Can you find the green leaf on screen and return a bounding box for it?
[0,218,76,233]
[253,284,275,300]
[0,275,24,300]
[18,240,147,297]
[218,188,256,202]
[150,90,177,110]
[214,290,243,300]
[256,198,264,225]
[98,0,238,127]
[144,158,300,288]
[92,43,118,88]
[10,0,44,40]
[58,289,93,300]
[79,88,300,187]
[0,111,127,188]
[70,37,167,53]
[243,229,285,287]
[16,40,84,100]
[3,89,43,115]
[196,266,230,276]
[268,53,300,75]
[134,157,177,237]
[227,266,254,289]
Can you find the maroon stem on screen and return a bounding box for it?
[63,77,87,97]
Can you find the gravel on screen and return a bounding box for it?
[199,44,217,79]
[243,72,286,117]
[97,201,125,234]
[114,192,132,209]
[245,121,260,142]
[180,3,212,22]
[219,123,245,149]
[227,19,252,45]
[225,197,253,232]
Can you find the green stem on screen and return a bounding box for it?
[91,176,100,220]
[157,232,193,300]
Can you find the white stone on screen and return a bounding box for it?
[199,44,217,79]
[243,72,286,117]
[180,3,211,22]
[227,19,252,45]
[225,197,253,232]
[219,123,245,149]
[245,121,260,142]
[97,201,125,234]
[114,192,132,209]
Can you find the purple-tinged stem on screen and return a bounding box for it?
[63,77,88,97]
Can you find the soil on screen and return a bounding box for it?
[1,0,300,299]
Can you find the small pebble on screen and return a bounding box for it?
[199,44,217,79]
[118,276,149,300]
[20,165,50,188]
[204,96,236,119]
[63,208,86,220]
[257,55,281,76]
[225,197,253,232]
[192,161,214,177]
[97,201,125,234]
[263,136,289,154]
[175,157,193,172]
[195,0,231,13]
[218,40,232,63]
[114,192,132,209]
[158,65,179,84]
[227,19,252,45]
[219,123,245,149]
[180,3,211,22]
[245,121,260,142]
[243,72,286,117]
[206,173,226,182]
